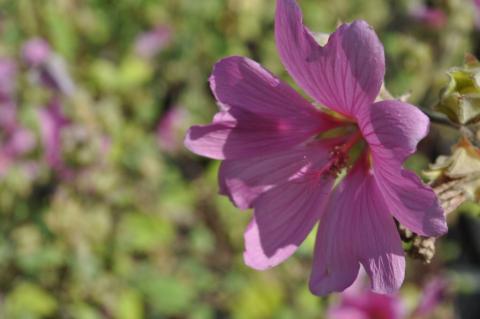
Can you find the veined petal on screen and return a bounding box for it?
[185,56,335,160]
[244,174,334,270]
[359,101,447,237]
[275,0,384,117]
[310,160,405,296]
[219,141,332,209]
[359,100,430,161]
[210,56,323,118]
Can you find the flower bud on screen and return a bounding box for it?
[436,54,480,125]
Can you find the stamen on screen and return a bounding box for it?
[293,131,362,183]
[295,131,364,183]
[325,146,349,177]
[324,131,363,178]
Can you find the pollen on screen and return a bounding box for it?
[325,146,349,177]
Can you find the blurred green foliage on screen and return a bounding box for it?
[0,0,477,318]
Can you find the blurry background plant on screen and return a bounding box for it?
[0,0,479,318]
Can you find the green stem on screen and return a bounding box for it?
[419,107,460,129]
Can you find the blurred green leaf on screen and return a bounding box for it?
[118,213,174,252]
[5,282,58,318]
[231,275,285,319]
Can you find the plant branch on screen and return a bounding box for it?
[418,107,460,129]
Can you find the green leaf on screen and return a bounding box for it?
[115,289,144,319]
[5,282,58,318]
[136,271,195,316]
[231,275,285,319]
[118,213,175,252]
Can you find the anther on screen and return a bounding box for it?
[325,146,349,177]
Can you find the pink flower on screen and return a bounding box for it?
[0,58,36,177]
[474,0,480,28]
[0,58,17,100]
[135,25,171,59]
[38,97,70,174]
[328,291,404,319]
[157,106,188,154]
[327,271,405,319]
[22,38,75,96]
[328,275,448,319]
[410,6,447,29]
[22,38,51,67]
[0,126,36,177]
[412,277,448,317]
[185,0,447,295]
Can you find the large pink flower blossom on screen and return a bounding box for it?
[185,0,447,295]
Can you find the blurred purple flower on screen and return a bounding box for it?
[135,25,171,59]
[327,270,406,319]
[7,128,36,155]
[410,6,447,29]
[328,291,405,319]
[412,278,449,317]
[22,38,51,67]
[328,273,448,319]
[0,57,36,177]
[0,123,36,177]
[0,100,18,133]
[100,135,111,156]
[38,98,70,173]
[22,38,75,96]
[474,0,480,28]
[157,106,187,154]
[0,58,17,100]
[0,58,18,132]
[40,55,76,96]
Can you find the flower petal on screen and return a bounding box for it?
[413,278,448,317]
[327,308,369,319]
[185,56,335,160]
[328,291,405,319]
[310,160,405,296]
[210,56,323,117]
[275,0,385,117]
[359,100,430,161]
[244,173,334,270]
[219,141,333,209]
[360,101,447,237]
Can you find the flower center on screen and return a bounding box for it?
[324,131,363,177]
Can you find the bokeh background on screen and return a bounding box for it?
[1,0,480,318]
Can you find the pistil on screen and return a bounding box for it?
[324,131,363,177]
